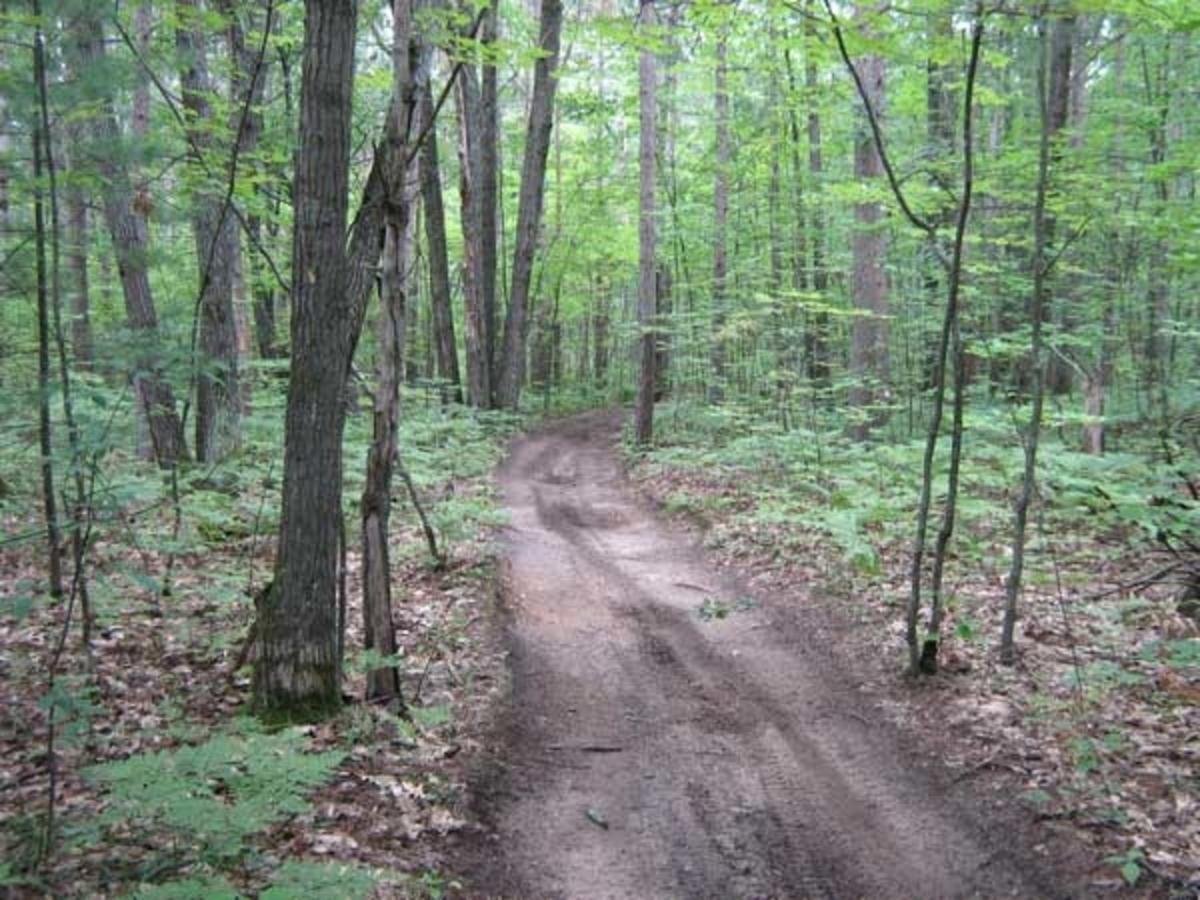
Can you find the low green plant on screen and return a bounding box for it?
[84,720,344,866]
[1104,846,1144,887]
[260,860,377,899]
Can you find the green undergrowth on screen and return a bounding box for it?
[633,395,1199,887]
[1,377,523,897]
[636,399,1194,592]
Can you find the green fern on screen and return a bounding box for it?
[85,724,344,863]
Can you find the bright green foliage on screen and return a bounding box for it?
[131,875,240,899]
[84,722,344,864]
[259,861,377,899]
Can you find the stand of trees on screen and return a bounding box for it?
[2,0,1196,720]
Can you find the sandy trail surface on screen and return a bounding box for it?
[463,410,1074,899]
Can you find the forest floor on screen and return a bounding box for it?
[3,405,1195,897]
[446,409,1110,898]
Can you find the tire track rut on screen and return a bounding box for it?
[463,410,1078,899]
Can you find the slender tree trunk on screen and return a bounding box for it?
[418,67,462,400]
[634,0,657,445]
[65,145,92,371]
[74,11,188,466]
[804,7,829,387]
[177,0,242,462]
[655,265,672,400]
[361,0,421,707]
[1001,16,1053,664]
[496,0,564,410]
[848,13,889,440]
[226,0,279,361]
[254,0,358,720]
[709,32,729,405]
[1044,10,1076,396]
[454,66,491,406]
[480,0,500,396]
[33,89,64,598]
[593,280,610,389]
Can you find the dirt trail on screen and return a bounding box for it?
[463,410,1074,899]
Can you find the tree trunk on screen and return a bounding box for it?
[633,0,657,445]
[418,68,462,400]
[65,145,92,371]
[848,20,889,439]
[225,0,279,361]
[480,0,500,396]
[33,97,64,598]
[1043,11,1076,396]
[593,281,610,389]
[454,66,491,407]
[803,7,829,387]
[360,0,427,707]
[709,32,729,405]
[177,0,242,462]
[74,10,188,467]
[496,0,564,411]
[655,265,672,401]
[254,0,358,720]
[1001,16,1053,664]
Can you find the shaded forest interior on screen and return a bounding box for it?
[1,0,1198,895]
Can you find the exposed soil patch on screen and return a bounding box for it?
[451,410,1101,898]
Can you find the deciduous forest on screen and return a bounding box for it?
[1,0,1197,896]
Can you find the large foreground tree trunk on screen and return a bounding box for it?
[255,0,358,720]
[496,0,564,411]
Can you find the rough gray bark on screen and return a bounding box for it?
[177,0,242,462]
[633,0,657,445]
[74,9,188,466]
[418,68,462,400]
[848,18,889,439]
[496,0,564,410]
[709,32,729,405]
[255,0,358,720]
